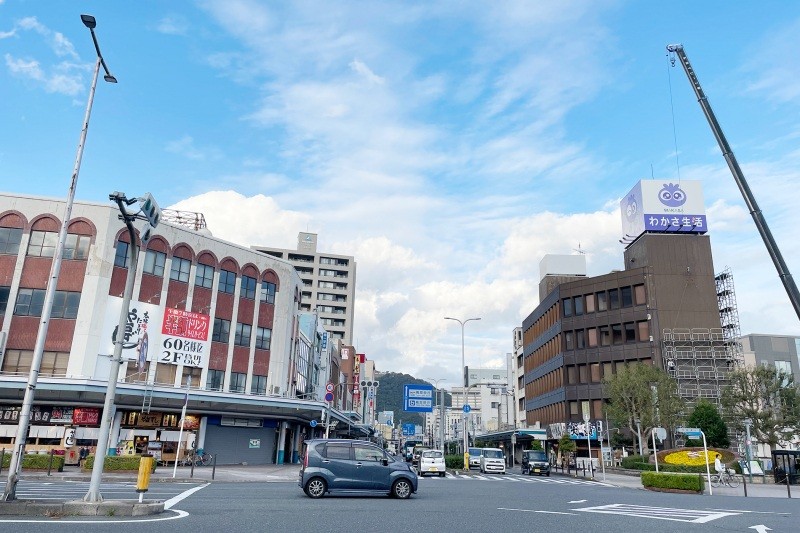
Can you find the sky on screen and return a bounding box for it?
[2,1,799,389]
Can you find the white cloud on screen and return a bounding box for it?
[4,54,83,95]
[165,135,222,161]
[743,18,800,104]
[349,59,384,85]
[156,16,190,36]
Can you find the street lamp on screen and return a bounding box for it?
[2,14,116,502]
[444,316,481,470]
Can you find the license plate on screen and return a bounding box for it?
[428,467,438,472]
[534,469,540,473]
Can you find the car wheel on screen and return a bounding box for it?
[392,479,412,499]
[439,472,445,477]
[546,472,551,477]
[304,477,327,499]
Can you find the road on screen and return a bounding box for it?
[0,472,794,532]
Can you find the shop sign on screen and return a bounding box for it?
[31,407,52,423]
[138,413,163,427]
[73,408,100,425]
[0,406,20,422]
[182,415,200,430]
[159,308,210,368]
[249,439,261,449]
[50,407,74,424]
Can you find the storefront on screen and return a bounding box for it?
[116,410,201,463]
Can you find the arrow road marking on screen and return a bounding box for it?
[569,499,587,503]
[749,526,772,533]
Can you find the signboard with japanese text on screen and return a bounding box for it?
[621,179,708,240]
[159,308,210,368]
[101,298,210,369]
[72,408,100,425]
[403,384,433,413]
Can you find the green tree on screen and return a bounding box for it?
[721,365,800,449]
[686,400,729,448]
[605,362,685,454]
[557,434,576,464]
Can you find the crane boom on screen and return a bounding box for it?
[666,43,800,322]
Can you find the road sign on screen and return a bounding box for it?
[325,382,334,393]
[653,427,667,442]
[463,404,471,414]
[324,392,334,402]
[403,384,433,412]
[402,423,415,436]
[310,420,318,428]
[677,426,702,438]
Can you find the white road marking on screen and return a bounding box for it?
[498,507,576,516]
[0,509,189,524]
[164,483,209,510]
[569,499,587,503]
[573,503,740,524]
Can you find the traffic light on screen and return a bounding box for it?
[139,193,161,228]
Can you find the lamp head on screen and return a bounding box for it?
[81,14,97,29]
[104,74,118,83]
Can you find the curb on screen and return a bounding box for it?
[0,499,165,517]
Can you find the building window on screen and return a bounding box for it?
[26,230,58,257]
[587,328,598,348]
[575,329,586,349]
[1,349,68,376]
[567,366,577,384]
[579,365,588,382]
[219,269,236,294]
[255,327,272,350]
[170,256,191,283]
[0,227,23,255]
[612,324,623,344]
[637,320,650,342]
[235,322,252,347]
[599,326,611,346]
[624,322,636,343]
[590,363,601,382]
[260,281,276,304]
[608,288,620,310]
[602,362,613,379]
[52,290,81,318]
[114,241,129,268]
[230,372,246,393]
[241,275,257,299]
[574,295,584,316]
[143,250,166,277]
[212,318,231,343]
[251,375,267,395]
[596,291,607,312]
[0,286,10,316]
[565,331,574,350]
[14,288,80,318]
[569,401,579,415]
[490,402,499,409]
[64,234,91,260]
[621,286,633,308]
[584,293,595,313]
[206,369,224,391]
[195,263,214,288]
[562,298,573,317]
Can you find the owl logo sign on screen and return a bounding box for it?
[658,183,687,207]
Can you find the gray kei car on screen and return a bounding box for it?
[299,439,418,499]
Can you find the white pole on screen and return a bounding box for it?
[172,379,190,478]
[652,430,659,473]
[702,430,712,496]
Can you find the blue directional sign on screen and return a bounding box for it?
[403,384,433,413]
[310,420,318,428]
[402,423,416,436]
[463,405,471,414]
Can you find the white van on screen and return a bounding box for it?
[479,448,506,474]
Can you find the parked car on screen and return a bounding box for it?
[418,449,446,477]
[521,450,550,476]
[299,439,418,499]
[479,448,506,474]
[468,447,483,469]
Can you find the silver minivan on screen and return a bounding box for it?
[299,439,418,498]
[479,447,506,474]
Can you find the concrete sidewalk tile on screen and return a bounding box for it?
[64,501,100,516]
[26,502,65,516]
[0,501,32,516]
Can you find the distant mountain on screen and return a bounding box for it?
[375,371,452,428]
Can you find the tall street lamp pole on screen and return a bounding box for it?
[2,13,116,502]
[444,316,481,470]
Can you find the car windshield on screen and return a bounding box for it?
[483,450,503,459]
[422,451,443,458]
[526,451,547,461]
[469,448,482,456]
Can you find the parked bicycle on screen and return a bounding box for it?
[710,469,741,488]
[180,448,212,467]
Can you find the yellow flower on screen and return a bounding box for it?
[664,450,715,466]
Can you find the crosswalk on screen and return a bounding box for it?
[13,480,201,501]
[572,503,740,523]
[420,472,613,486]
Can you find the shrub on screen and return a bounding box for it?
[1,453,65,471]
[83,455,157,472]
[445,455,465,469]
[641,471,704,492]
[620,455,648,469]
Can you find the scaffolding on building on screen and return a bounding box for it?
[160,209,208,231]
[662,267,744,412]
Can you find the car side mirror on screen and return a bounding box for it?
[382,458,389,466]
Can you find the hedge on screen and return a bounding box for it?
[445,455,465,469]
[1,453,65,471]
[83,455,157,472]
[641,471,704,492]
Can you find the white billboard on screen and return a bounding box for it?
[101,297,210,370]
[620,180,708,240]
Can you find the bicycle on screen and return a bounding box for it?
[710,469,740,488]
[178,449,212,467]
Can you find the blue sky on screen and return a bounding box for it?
[2,1,799,387]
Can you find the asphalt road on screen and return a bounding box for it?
[0,474,795,532]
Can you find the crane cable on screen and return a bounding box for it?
[666,50,682,183]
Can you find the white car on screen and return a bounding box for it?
[418,449,446,477]
[479,448,506,474]
[468,447,483,469]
